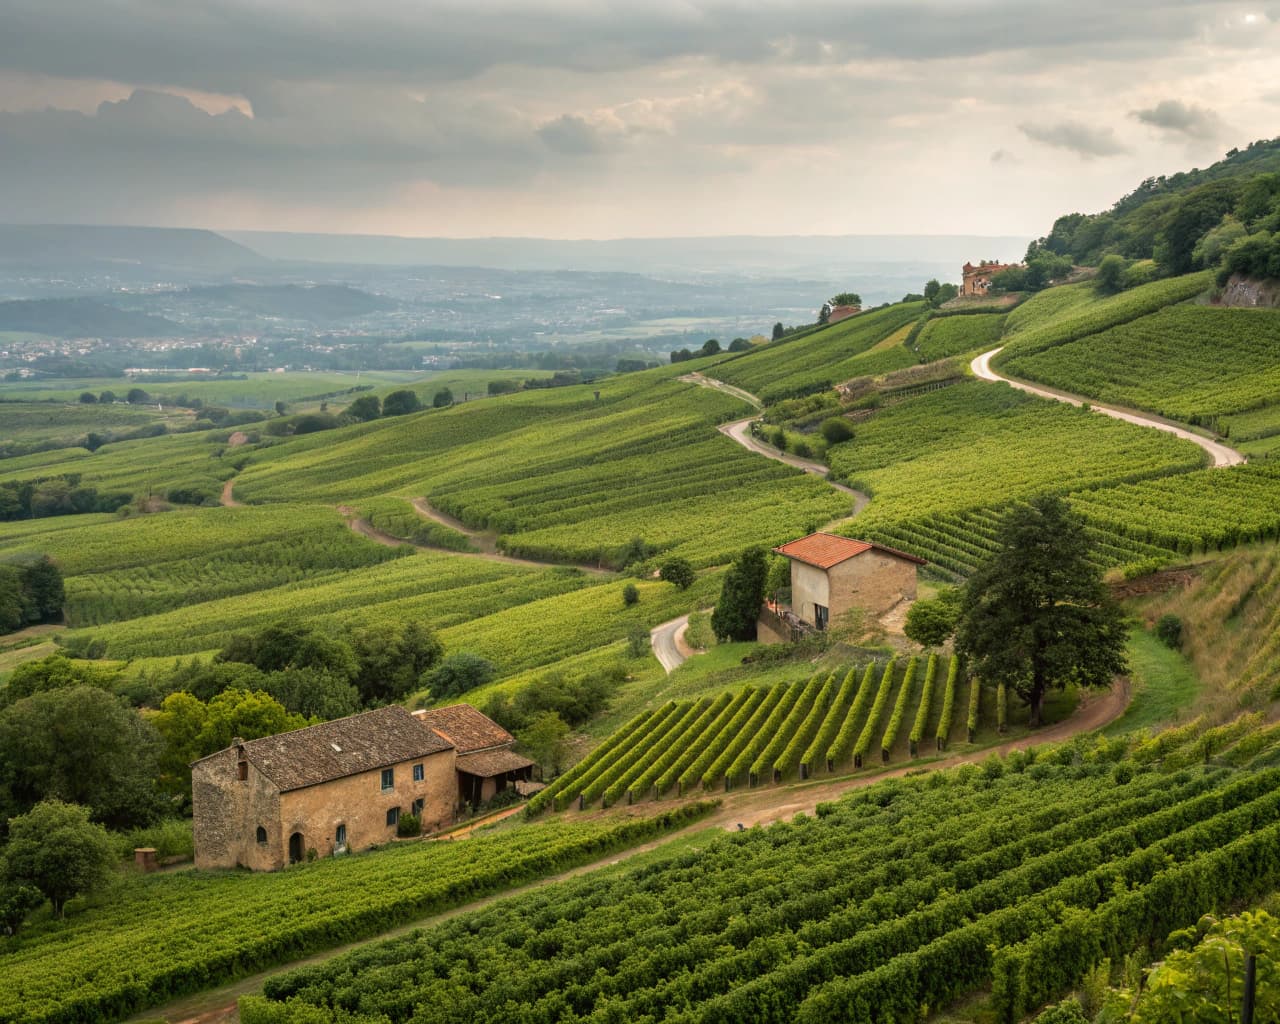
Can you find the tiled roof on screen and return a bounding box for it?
[773,532,927,569]
[456,748,536,778]
[213,706,453,793]
[413,704,514,754]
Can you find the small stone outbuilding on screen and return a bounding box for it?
[763,532,926,639]
[414,704,536,809]
[191,705,456,871]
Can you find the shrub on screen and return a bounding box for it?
[820,418,855,444]
[1155,613,1183,650]
[626,625,648,657]
[659,557,696,589]
[397,814,421,838]
[622,584,640,607]
[425,653,497,699]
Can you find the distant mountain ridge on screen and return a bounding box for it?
[0,224,267,273]
[0,297,183,338]
[224,231,1029,279]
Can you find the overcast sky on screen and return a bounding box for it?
[1,0,1277,239]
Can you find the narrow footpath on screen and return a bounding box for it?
[336,504,613,576]
[971,347,1245,468]
[219,478,242,508]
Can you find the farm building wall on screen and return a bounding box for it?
[192,748,284,871]
[278,750,455,863]
[827,550,918,619]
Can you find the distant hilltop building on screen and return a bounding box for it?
[827,303,861,324]
[962,260,1019,297]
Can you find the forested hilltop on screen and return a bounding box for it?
[2,143,1280,1024]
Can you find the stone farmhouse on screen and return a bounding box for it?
[192,703,533,871]
[759,532,926,642]
[827,303,862,324]
[962,260,1018,296]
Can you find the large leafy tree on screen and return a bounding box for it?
[711,547,768,643]
[3,800,116,917]
[954,496,1127,726]
[0,686,163,829]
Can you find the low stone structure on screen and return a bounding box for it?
[763,532,926,638]
[192,705,457,870]
[962,260,1019,297]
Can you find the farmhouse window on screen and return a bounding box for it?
[386,807,399,827]
[412,798,424,816]
[380,768,394,791]
[413,763,425,782]
[238,760,248,781]
[255,826,267,845]
[814,604,829,631]
[336,824,347,847]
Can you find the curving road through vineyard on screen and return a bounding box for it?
[972,347,1245,468]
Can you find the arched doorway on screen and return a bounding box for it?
[288,831,304,864]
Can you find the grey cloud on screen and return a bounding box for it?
[0,87,547,221]
[1019,120,1129,159]
[990,148,1019,165]
[0,0,1237,93]
[537,115,609,155]
[1131,99,1224,140]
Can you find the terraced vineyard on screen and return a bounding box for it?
[860,463,1280,580]
[707,302,925,400]
[913,312,1006,362]
[527,655,960,811]
[995,270,1213,359]
[233,372,849,569]
[246,718,1280,1024]
[0,808,709,1024]
[1000,305,1280,426]
[828,380,1205,528]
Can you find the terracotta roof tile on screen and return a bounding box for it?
[413,704,514,754]
[773,532,927,568]
[456,748,536,778]
[216,706,452,793]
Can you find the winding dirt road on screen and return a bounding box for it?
[336,504,613,576]
[972,347,1245,468]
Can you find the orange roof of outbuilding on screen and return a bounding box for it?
[773,532,927,569]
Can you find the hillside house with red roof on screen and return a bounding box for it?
[962,260,1018,297]
[762,532,925,640]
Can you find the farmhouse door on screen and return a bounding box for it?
[289,831,304,864]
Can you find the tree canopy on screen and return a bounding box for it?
[954,496,1128,726]
[711,547,768,642]
[3,800,116,917]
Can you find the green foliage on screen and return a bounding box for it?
[1002,305,1280,426]
[0,808,709,1024]
[819,417,854,444]
[396,813,421,838]
[913,312,1005,361]
[432,387,454,408]
[381,389,422,416]
[711,302,924,400]
[711,546,767,642]
[0,686,163,829]
[831,382,1203,530]
[956,496,1128,726]
[658,556,695,589]
[1032,998,1090,1023]
[425,652,497,700]
[1156,613,1183,650]
[344,394,381,422]
[516,711,569,775]
[621,582,640,607]
[1095,253,1128,294]
[3,800,116,917]
[903,591,960,648]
